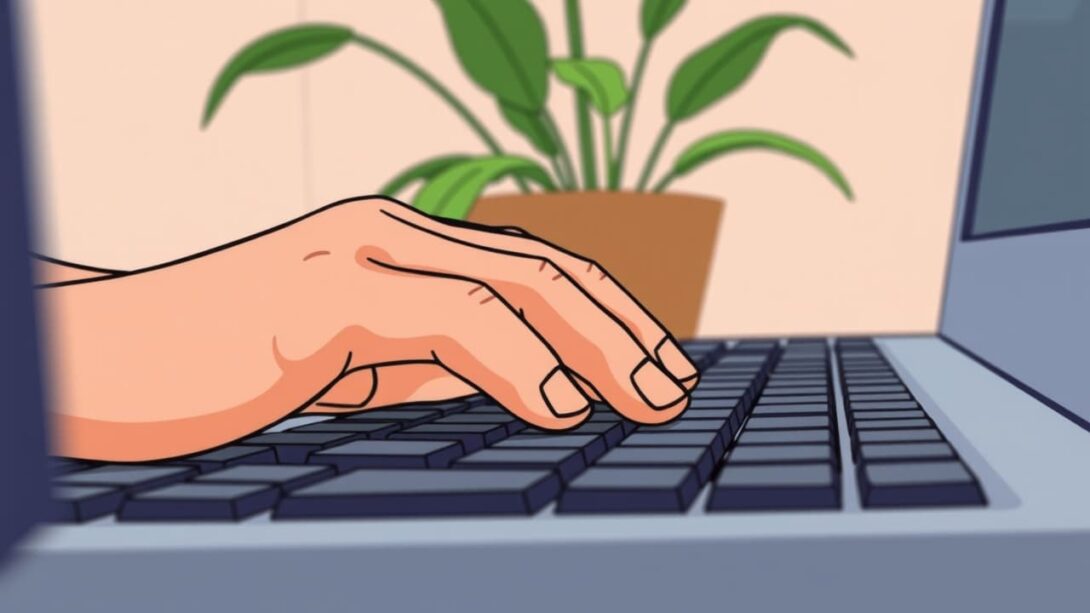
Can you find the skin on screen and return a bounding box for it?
[38,196,698,462]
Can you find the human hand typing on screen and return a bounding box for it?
[43,196,696,461]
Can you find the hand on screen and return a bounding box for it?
[280,196,698,429]
[44,196,698,461]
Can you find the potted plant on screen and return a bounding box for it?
[202,0,853,337]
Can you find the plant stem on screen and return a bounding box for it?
[635,121,674,192]
[650,170,675,193]
[611,40,652,189]
[547,155,569,191]
[542,112,578,190]
[565,0,597,190]
[350,33,529,193]
[602,115,615,188]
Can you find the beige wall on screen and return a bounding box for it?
[22,0,985,337]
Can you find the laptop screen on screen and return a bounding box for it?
[962,0,1090,239]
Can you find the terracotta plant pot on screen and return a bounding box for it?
[467,191,723,338]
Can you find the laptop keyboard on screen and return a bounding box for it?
[47,338,987,522]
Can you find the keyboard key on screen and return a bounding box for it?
[557,467,702,514]
[846,384,905,393]
[276,469,560,518]
[727,444,834,464]
[850,400,920,411]
[342,409,441,427]
[454,448,586,483]
[637,418,730,438]
[708,464,839,511]
[55,465,196,494]
[310,440,463,470]
[242,432,361,464]
[848,393,912,402]
[390,423,509,452]
[859,461,985,507]
[519,421,627,446]
[119,483,279,521]
[762,386,827,395]
[738,429,831,445]
[432,413,524,435]
[622,431,724,457]
[48,458,96,476]
[857,429,943,443]
[758,394,828,405]
[195,464,336,493]
[594,447,717,482]
[859,442,955,462]
[493,434,607,463]
[289,421,401,438]
[745,416,829,430]
[170,445,277,473]
[752,403,828,416]
[851,410,926,420]
[50,486,124,522]
[853,418,932,430]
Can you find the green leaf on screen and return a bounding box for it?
[641,0,686,40]
[202,24,353,127]
[378,154,473,197]
[413,156,556,219]
[666,15,852,122]
[552,59,629,116]
[670,130,853,199]
[498,102,558,156]
[434,0,549,111]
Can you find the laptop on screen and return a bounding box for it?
[3,0,1089,610]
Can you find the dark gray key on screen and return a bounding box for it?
[848,393,912,402]
[844,377,899,385]
[196,464,336,493]
[390,423,509,452]
[557,467,701,513]
[399,401,470,415]
[493,434,607,463]
[854,418,932,430]
[242,432,361,463]
[622,431,724,457]
[737,429,831,445]
[310,440,462,470]
[745,416,829,430]
[689,397,745,411]
[289,421,400,438]
[433,413,524,435]
[171,445,277,473]
[708,463,839,510]
[119,483,279,521]
[846,384,905,393]
[857,429,942,443]
[752,403,828,416]
[850,400,920,410]
[55,465,196,494]
[637,418,730,437]
[343,409,441,426]
[859,461,984,507]
[276,469,560,518]
[762,386,827,395]
[860,442,954,462]
[454,448,586,483]
[594,447,716,483]
[690,390,744,401]
[696,381,750,391]
[51,486,124,522]
[852,410,926,421]
[519,421,627,446]
[727,444,833,464]
[758,394,828,405]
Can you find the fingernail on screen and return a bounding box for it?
[541,368,591,417]
[655,338,699,384]
[631,358,687,409]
